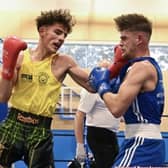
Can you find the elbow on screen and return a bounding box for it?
[86,86,95,93]
[112,113,122,118]
[110,107,123,118]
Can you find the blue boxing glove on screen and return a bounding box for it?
[109,77,120,93]
[89,67,111,98]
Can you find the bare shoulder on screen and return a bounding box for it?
[51,53,78,76]
[126,59,157,85]
[60,53,76,61]
[129,60,154,74]
[55,53,78,68]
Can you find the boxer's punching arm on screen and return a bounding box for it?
[65,56,94,92]
[89,67,111,98]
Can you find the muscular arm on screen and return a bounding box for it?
[67,57,94,92]
[0,37,26,102]
[102,61,157,118]
[0,77,13,102]
[0,53,23,102]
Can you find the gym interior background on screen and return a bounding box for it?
[0,0,168,167]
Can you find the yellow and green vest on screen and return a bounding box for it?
[10,49,61,117]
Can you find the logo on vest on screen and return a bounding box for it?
[21,74,33,82]
[38,72,49,84]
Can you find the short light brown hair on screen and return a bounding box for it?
[114,13,152,38]
[36,9,76,34]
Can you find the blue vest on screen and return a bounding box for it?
[119,57,164,124]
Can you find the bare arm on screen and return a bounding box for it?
[0,71,18,102]
[74,111,85,144]
[0,52,23,102]
[0,77,13,102]
[102,61,157,118]
[66,57,94,92]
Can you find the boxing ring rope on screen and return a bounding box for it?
[162,115,168,117]
[54,86,80,119]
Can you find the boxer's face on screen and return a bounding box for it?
[119,30,138,59]
[39,23,68,54]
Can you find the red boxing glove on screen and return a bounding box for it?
[109,45,128,79]
[1,36,27,80]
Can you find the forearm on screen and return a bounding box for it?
[0,36,26,102]
[72,76,93,92]
[68,67,94,92]
[102,72,143,118]
[74,111,85,143]
[0,76,13,102]
[79,81,95,93]
[102,91,129,118]
[0,68,18,102]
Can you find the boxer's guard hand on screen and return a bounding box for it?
[89,67,111,98]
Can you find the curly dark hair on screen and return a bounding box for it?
[114,13,152,38]
[35,9,76,34]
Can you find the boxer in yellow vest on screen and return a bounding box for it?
[0,9,93,168]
